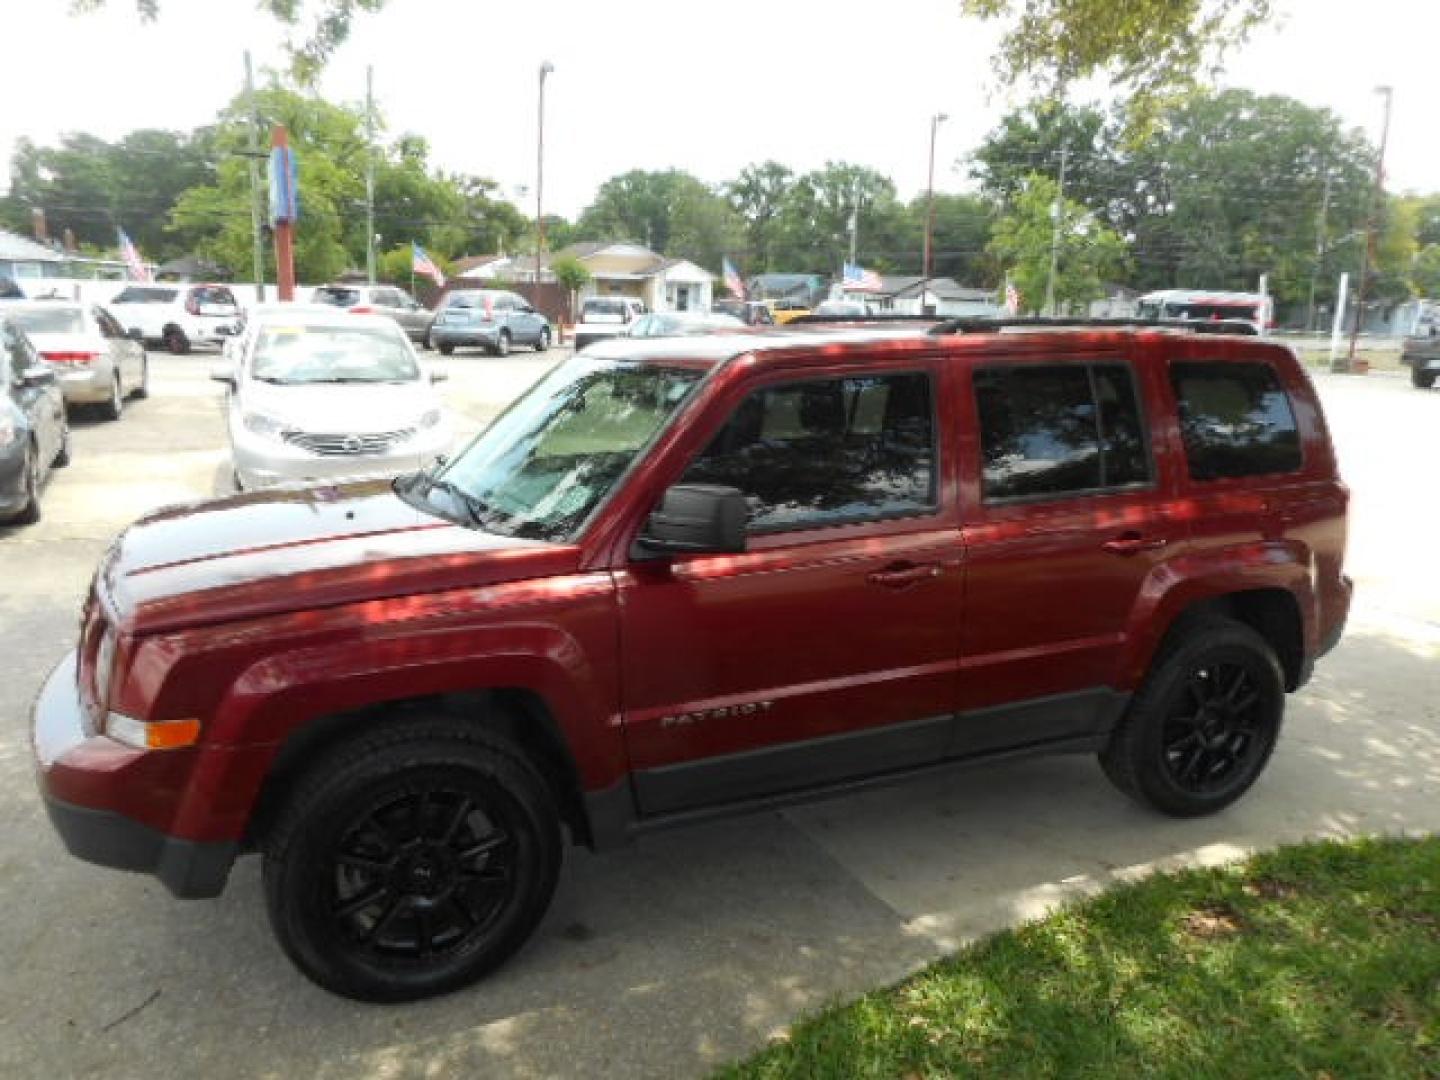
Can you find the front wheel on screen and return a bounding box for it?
[1100,618,1284,817]
[163,328,190,355]
[263,718,562,1002]
[1411,366,1436,389]
[492,331,511,358]
[132,356,150,399]
[438,343,455,357]
[535,327,550,352]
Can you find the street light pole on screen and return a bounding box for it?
[1043,145,1069,317]
[365,64,376,286]
[922,112,948,280]
[1339,85,1393,374]
[536,61,554,286]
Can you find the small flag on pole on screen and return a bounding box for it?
[1004,279,1021,316]
[117,228,151,282]
[841,262,883,292]
[722,257,746,299]
[412,242,445,287]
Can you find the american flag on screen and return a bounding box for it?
[722,257,746,299]
[1004,280,1021,316]
[117,228,151,282]
[842,261,883,292]
[412,242,446,287]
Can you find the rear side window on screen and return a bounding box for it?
[112,287,178,304]
[974,363,1151,501]
[682,372,936,532]
[1170,361,1302,480]
[313,286,361,307]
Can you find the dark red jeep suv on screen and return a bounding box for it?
[32,321,1351,1001]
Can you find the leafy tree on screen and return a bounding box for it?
[376,242,449,288]
[550,254,591,323]
[988,174,1129,314]
[726,161,794,272]
[969,101,1121,216]
[961,0,1274,125]
[1413,245,1440,300]
[771,162,903,275]
[910,193,997,285]
[577,169,740,269]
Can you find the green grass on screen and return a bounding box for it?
[718,836,1440,1079]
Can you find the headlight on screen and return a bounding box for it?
[242,411,290,440]
[418,409,442,429]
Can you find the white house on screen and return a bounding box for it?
[838,275,1002,318]
[454,241,714,312]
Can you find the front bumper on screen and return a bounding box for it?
[31,651,237,898]
[232,424,454,490]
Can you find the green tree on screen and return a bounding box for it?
[577,169,740,268]
[969,101,1120,215]
[1413,245,1440,300]
[988,174,1129,314]
[726,161,794,272]
[772,162,903,275]
[550,254,591,323]
[909,194,996,285]
[961,0,1274,124]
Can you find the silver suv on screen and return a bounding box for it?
[311,284,435,347]
[429,289,552,357]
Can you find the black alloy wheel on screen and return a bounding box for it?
[264,719,561,1001]
[1100,618,1284,816]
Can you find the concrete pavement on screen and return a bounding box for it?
[0,357,1435,1078]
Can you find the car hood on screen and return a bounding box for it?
[99,480,579,635]
[239,379,439,433]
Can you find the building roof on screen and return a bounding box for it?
[451,254,508,275]
[863,276,995,302]
[0,228,67,264]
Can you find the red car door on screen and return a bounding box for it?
[954,349,1184,749]
[615,359,964,815]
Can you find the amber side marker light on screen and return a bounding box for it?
[106,713,201,750]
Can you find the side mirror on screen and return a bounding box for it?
[209,366,235,387]
[429,368,449,383]
[126,327,145,342]
[20,366,57,388]
[636,484,747,556]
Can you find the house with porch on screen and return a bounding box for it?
[836,275,1002,318]
[452,242,714,312]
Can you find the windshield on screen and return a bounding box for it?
[313,286,362,307]
[6,307,84,334]
[409,354,706,541]
[581,299,629,324]
[444,291,492,309]
[250,324,420,384]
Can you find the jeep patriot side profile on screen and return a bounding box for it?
[32,323,1351,1001]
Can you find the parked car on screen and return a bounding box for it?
[1,302,147,419]
[573,295,645,350]
[32,320,1350,1001]
[626,311,745,338]
[811,299,869,318]
[1401,323,1439,389]
[109,283,243,354]
[711,299,776,326]
[1,314,69,524]
[211,307,453,490]
[312,283,435,347]
[429,289,552,356]
[769,298,813,324]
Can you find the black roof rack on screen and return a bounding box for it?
[784,313,943,326]
[925,317,1260,337]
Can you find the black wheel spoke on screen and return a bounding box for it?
[440,797,474,844]
[456,831,508,862]
[335,884,391,920]
[461,866,512,889]
[412,790,431,838]
[414,906,435,957]
[1232,690,1260,716]
[337,851,393,876]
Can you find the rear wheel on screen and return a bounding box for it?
[1100,618,1284,817]
[438,343,455,357]
[100,374,123,421]
[1411,367,1436,389]
[163,327,190,355]
[263,717,562,1002]
[535,327,551,352]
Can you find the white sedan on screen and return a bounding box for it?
[212,309,454,490]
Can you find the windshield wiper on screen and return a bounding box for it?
[394,470,488,527]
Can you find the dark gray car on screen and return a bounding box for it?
[0,316,69,525]
[429,289,552,356]
[312,284,436,347]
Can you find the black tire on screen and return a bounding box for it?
[263,716,562,1002]
[438,343,455,357]
[492,331,511,358]
[535,327,550,353]
[1100,617,1284,817]
[163,327,190,355]
[7,443,42,525]
[421,331,432,351]
[132,357,150,399]
[100,374,123,421]
[53,420,71,468]
[1411,367,1436,390]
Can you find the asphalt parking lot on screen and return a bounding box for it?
[1,354,1437,1079]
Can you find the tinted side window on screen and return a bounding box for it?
[975,363,1151,501]
[1170,361,1302,480]
[681,372,936,532]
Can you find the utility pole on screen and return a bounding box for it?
[1340,85,1394,374]
[364,64,376,286]
[1043,145,1069,317]
[536,60,554,285]
[271,125,297,302]
[1307,168,1332,332]
[244,52,266,302]
[922,112,948,281]
[848,178,860,267]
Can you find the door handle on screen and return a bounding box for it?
[867,563,943,587]
[1101,533,1169,556]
